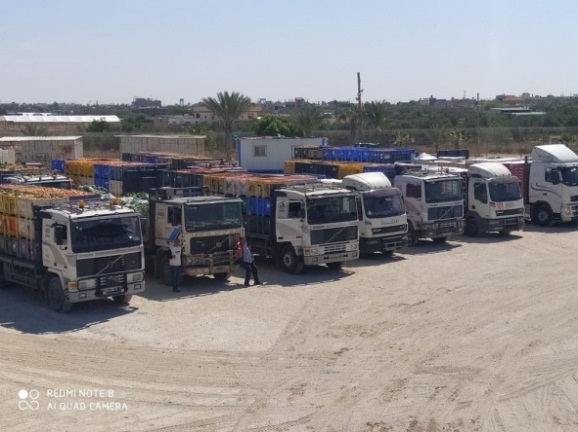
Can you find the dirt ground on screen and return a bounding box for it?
[2,223,578,432]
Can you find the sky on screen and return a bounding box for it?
[2,0,578,106]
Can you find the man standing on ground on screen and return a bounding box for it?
[169,237,183,293]
[240,237,261,287]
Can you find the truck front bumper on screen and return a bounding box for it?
[304,250,359,266]
[360,234,408,253]
[183,263,239,277]
[67,282,145,303]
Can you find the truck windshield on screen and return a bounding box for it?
[307,195,358,224]
[424,179,463,203]
[560,167,578,186]
[363,190,405,218]
[184,202,243,232]
[489,179,521,201]
[71,216,142,253]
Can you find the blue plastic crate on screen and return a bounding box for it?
[94,176,110,191]
[51,159,65,173]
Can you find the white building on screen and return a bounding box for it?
[236,136,327,172]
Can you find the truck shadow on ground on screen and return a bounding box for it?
[348,252,408,267]
[391,240,462,257]
[0,284,136,334]
[453,232,523,244]
[142,256,356,301]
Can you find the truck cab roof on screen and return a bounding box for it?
[468,162,512,179]
[532,144,578,164]
[342,172,392,191]
[159,195,243,206]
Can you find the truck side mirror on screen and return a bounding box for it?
[55,225,65,245]
[298,208,305,219]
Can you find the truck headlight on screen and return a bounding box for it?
[561,205,572,215]
[127,272,144,283]
[77,279,96,290]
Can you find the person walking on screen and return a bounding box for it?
[239,237,261,287]
[169,237,183,293]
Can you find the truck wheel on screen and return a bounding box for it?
[407,224,419,247]
[327,262,343,270]
[113,294,133,305]
[278,245,303,274]
[465,218,480,237]
[214,272,230,281]
[533,204,553,227]
[432,237,447,244]
[47,277,72,313]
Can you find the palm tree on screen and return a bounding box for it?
[338,106,359,143]
[20,123,50,136]
[425,124,448,154]
[364,101,393,131]
[447,128,468,150]
[293,104,325,137]
[201,91,252,161]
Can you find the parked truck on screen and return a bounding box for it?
[142,187,245,285]
[335,172,408,254]
[239,181,360,273]
[503,144,578,226]
[0,185,145,312]
[393,169,465,245]
[460,162,524,237]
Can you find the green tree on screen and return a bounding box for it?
[20,123,50,136]
[364,101,393,130]
[392,131,414,148]
[253,115,299,137]
[447,128,468,150]
[201,91,252,161]
[121,114,153,132]
[338,106,359,143]
[293,105,325,137]
[425,124,448,153]
[86,118,113,133]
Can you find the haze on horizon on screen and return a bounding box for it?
[2,0,578,106]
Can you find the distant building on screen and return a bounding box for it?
[0,115,120,135]
[132,97,162,108]
[0,136,83,164]
[190,104,262,124]
[117,134,206,157]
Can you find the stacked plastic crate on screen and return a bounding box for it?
[0,185,98,260]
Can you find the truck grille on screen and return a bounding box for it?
[190,234,240,255]
[428,205,463,221]
[372,224,407,235]
[77,252,141,277]
[496,209,523,217]
[310,226,358,245]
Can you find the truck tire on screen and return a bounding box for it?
[407,224,419,247]
[465,218,481,237]
[214,272,230,281]
[113,294,133,305]
[533,204,553,227]
[47,277,72,313]
[278,245,304,274]
[327,261,343,270]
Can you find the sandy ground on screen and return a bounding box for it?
[2,223,578,432]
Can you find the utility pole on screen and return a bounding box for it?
[355,72,363,144]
